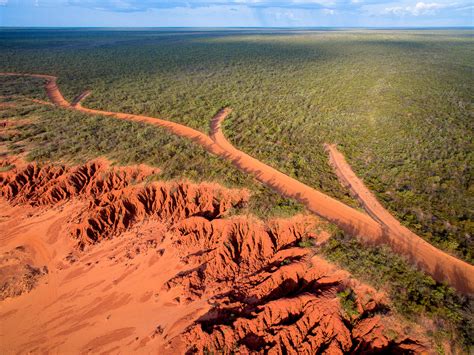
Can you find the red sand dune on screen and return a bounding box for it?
[0,161,429,353]
[0,72,472,295]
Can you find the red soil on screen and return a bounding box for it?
[0,72,472,295]
[0,161,430,353]
[0,119,31,129]
[0,102,17,109]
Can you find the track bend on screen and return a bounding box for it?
[1,72,472,294]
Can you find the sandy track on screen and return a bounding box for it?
[210,109,383,241]
[325,144,474,294]
[71,90,91,107]
[0,72,69,107]
[1,72,472,294]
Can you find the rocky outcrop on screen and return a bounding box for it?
[0,161,430,353]
[0,160,159,206]
[72,182,249,247]
[162,215,428,354]
[0,161,249,248]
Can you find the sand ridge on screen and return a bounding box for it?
[0,72,472,294]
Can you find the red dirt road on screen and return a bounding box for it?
[325,144,473,294]
[1,72,472,294]
[210,108,383,244]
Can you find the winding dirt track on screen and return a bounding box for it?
[1,72,473,294]
[325,144,474,293]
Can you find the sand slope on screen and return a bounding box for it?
[0,161,429,353]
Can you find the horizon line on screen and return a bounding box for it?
[1,26,473,30]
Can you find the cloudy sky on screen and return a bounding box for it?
[0,0,472,27]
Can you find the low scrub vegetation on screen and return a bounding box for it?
[1,29,471,261]
[322,231,473,351]
[1,102,305,217]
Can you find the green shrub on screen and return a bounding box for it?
[322,231,473,349]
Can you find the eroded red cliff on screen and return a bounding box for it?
[0,161,430,353]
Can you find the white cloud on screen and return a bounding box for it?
[322,8,336,14]
[64,0,343,12]
[411,2,444,15]
[274,9,299,20]
[383,1,447,16]
[0,0,8,5]
[454,4,473,11]
[291,0,336,5]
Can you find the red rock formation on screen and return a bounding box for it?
[0,161,430,353]
[163,216,429,353]
[0,161,249,248]
[0,160,158,206]
[72,182,249,247]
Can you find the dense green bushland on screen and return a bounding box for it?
[322,231,473,351]
[0,29,471,262]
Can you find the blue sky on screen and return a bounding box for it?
[0,0,472,27]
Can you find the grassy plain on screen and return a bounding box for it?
[1,28,472,349]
